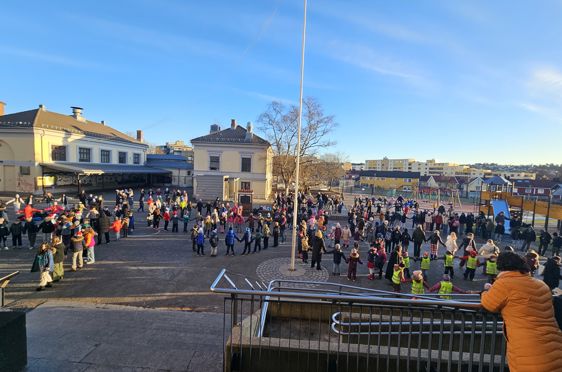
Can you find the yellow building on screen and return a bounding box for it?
[359,171,420,191]
[191,120,273,203]
[0,102,168,194]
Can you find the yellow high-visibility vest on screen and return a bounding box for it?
[392,269,402,285]
[486,260,497,275]
[402,257,410,268]
[444,254,453,267]
[411,280,424,294]
[466,256,477,269]
[438,281,453,299]
[421,257,430,270]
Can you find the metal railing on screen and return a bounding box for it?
[210,269,507,372]
[0,271,20,307]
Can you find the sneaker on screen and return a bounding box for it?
[4,247,8,250]
[36,286,45,291]
[46,283,53,288]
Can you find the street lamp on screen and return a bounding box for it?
[289,0,308,271]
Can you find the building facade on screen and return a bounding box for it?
[154,140,194,163]
[191,120,273,203]
[359,171,420,191]
[0,102,167,194]
[146,154,193,188]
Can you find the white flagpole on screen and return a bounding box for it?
[290,0,308,271]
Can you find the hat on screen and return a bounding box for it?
[402,251,408,257]
[470,250,477,257]
[76,231,83,236]
[423,252,429,257]
[412,270,423,281]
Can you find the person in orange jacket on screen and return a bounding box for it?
[111,218,122,240]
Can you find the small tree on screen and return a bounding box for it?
[257,97,337,189]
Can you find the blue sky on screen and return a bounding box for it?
[2,0,562,164]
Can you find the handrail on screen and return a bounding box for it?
[0,271,20,307]
[210,269,483,309]
[0,271,20,284]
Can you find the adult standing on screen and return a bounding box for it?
[542,256,561,290]
[481,252,562,371]
[385,245,402,281]
[310,230,327,271]
[412,225,426,261]
[98,211,110,244]
[51,236,65,281]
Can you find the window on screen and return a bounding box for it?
[525,188,532,194]
[187,171,191,176]
[118,151,127,164]
[133,153,141,165]
[51,145,66,161]
[241,181,251,190]
[241,157,252,172]
[100,150,111,163]
[404,178,412,183]
[78,147,91,162]
[537,188,544,194]
[19,166,30,175]
[209,155,220,170]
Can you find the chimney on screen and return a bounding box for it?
[71,106,85,122]
[0,101,5,116]
[100,120,105,125]
[38,104,46,111]
[210,124,221,133]
[245,121,254,141]
[230,119,237,129]
[136,130,144,142]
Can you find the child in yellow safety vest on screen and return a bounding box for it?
[485,254,498,283]
[409,270,429,296]
[463,250,479,281]
[428,274,469,299]
[391,263,405,292]
[402,251,411,279]
[443,250,456,279]
[420,252,431,281]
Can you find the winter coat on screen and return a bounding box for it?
[39,220,55,233]
[478,243,500,259]
[24,220,39,236]
[10,222,23,236]
[0,222,9,238]
[385,251,400,280]
[71,236,85,252]
[542,258,562,290]
[412,228,426,243]
[330,250,346,264]
[53,242,66,264]
[225,230,237,245]
[99,214,110,233]
[311,236,326,261]
[481,271,562,372]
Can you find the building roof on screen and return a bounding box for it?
[0,108,145,146]
[483,175,511,186]
[191,125,270,146]
[146,154,193,170]
[41,163,169,176]
[359,170,420,178]
[419,175,432,182]
[513,179,558,188]
[432,176,460,184]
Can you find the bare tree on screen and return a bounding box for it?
[257,97,337,188]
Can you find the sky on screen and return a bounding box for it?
[1,0,562,165]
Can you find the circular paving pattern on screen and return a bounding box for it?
[256,257,329,287]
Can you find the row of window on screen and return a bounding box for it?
[53,145,140,164]
[209,155,252,172]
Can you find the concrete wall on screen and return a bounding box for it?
[0,128,36,193]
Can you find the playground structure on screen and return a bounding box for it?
[480,191,562,232]
[415,187,463,210]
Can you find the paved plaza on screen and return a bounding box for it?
[0,196,537,371]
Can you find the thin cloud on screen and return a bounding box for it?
[0,46,99,68]
[233,88,296,105]
[323,40,434,89]
[531,67,562,98]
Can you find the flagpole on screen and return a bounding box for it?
[290,0,307,271]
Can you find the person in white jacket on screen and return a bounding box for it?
[445,232,459,255]
[478,239,500,273]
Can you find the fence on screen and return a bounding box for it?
[210,269,508,372]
